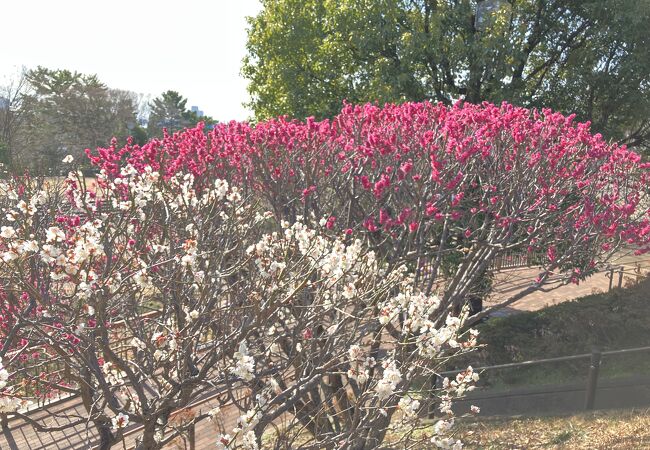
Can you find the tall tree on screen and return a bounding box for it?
[0,69,32,167]
[244,0,650,149]
[147,90,217,137]
[19,67,139,171]
[146,90,190,137]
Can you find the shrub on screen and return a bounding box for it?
[0,163,477,449]
[87,101,650,321]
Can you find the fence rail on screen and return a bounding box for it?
[488,250,546,270]
[416,249,546,281]
[2,309,161,410]
[0,307,223,433]
[435,345,650,414]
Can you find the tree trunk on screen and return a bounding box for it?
[96,423,116,450]
[134,422,160,450]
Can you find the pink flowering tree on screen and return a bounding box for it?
[2,99,647,449]
[0,161,478,449]
[88,101,650,324]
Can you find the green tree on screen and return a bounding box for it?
[147,90,190,137]
[129,124,149,146]
[244,0,650,149]
[147,90,217,137]
[0,69,32,168]
[19,67,139,172]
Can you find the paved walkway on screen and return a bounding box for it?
[486,249,650,315]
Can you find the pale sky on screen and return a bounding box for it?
[0,0,262,122]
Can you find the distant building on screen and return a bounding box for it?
[0,97,9,110]
[190,106,204,118]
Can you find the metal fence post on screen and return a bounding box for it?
[618,267,624,289]
[584,347,601,410]
[429,374,442,418]
[608,268,614,291]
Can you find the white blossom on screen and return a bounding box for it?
[111,412,129,431]
[0,357,9,389]
[0,226,16,239]
[207,406,221,421]
[103,362,126,386]
[241,431,259,450]
[46,226,65,243]
[398,396,421,421]
[230,342,255,381]
[216,434,233,449]
[376,360,402,400]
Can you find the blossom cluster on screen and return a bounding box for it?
[82,101,650,325]
[86,102,650,255]
[213,218,480,448]
[0,164,250,417]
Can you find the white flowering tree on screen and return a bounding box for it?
[210,220,479,450]
[0,160,477,449]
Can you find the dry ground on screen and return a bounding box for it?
[454,409,650,449]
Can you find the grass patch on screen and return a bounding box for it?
[457,278,650,389]
[453,408,650,449]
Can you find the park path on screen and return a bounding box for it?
[486,248,650,315]
[3,249,649,449]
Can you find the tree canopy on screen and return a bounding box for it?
[244,0,650,149]
[146,90,189,136]
[87,101,650,322]
[0,71,219,173]
[0,67,142,172]
[147,90,217,138]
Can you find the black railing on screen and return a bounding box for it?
[435,345,650,414]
